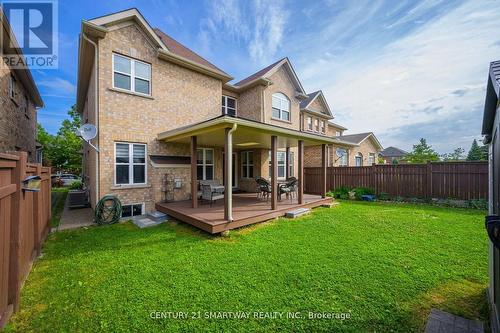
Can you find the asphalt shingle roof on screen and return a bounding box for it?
[300,91,321,109]
[379,146,408,157]
[233,58,286,86]
[336,132,372,144]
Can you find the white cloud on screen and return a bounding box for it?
[199,0,288,64]
[299,0,500,152]
[38,77,76,95]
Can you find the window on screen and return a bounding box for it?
[335,131,341,137]
[315,119,319,132]
[241,151,254,178]
[269,151,287,179]
[197,148,214,180]
[355,153,363,167]
[272,93,290,121]
[288,152,294,177]
[338,149,348,166]
[222,95,237,116]
[368,153,376,165]
[307,116,313,131]
[9,75,15,99]
[320,120,325,133]
[121,203,144,218]
[113,53,151,95]
[115,142,147,185]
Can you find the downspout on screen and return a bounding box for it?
[226,123,237,222]
[82,33,99,206]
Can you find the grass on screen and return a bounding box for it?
[50,188,68,227]
[4,201,488,332]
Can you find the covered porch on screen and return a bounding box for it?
[156,116,350,233]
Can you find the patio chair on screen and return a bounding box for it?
[201,184,224,207]
[255,177,272,201]
[279,177,298,202]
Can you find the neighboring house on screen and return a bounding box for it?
[379,146,408,164]
[482,59,500,332]
[0,8,44,162]
[77,8,355,231]
[335,132,383,167]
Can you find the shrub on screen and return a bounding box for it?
[330,186,351,200]
[68,180,83,190]
[468,199,488,210]
[379,192,390,201]
[352,187,375,200]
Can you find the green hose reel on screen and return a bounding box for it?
[94,195,122,225]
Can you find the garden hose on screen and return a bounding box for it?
[94,195,122,225]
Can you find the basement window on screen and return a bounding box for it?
[121,203,144,218]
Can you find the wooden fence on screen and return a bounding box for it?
[0,152,51,328]
[304,161,488,200]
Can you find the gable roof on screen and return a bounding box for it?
[337,132,383,150]
[328,122,347,131]
[379,146,408,157]
[78,8,232,112]
[300,90,333,118]
[482,60,500,143]
[231,57,306,95]
[153,28,229,76]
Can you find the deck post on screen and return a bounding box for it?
[271,135,278,210]
[191,136,198,208]
[285,146,290,179]
[224,127,233,221]
[321,144,327,198]
[298,140,304,204]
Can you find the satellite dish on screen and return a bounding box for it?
[336,148,345,158]
[79,124,97,141]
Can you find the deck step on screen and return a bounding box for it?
[285,208,311,218]
[132,215,165,228]
[147,211,168,222]
[321,201,339,208]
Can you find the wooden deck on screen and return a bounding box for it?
[155,193,332,233]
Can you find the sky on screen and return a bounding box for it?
[31,0,500,154]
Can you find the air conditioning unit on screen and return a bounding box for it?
[68,189,90,208]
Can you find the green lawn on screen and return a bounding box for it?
[50,188,68,227]
[4,202,488,332]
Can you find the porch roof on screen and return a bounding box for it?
[157,115,358,149]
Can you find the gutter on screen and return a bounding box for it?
[82,33,100,206]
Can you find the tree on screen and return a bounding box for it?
[466,139,487,161]
[441,147,465,161]
[37,105,82,174]
[404,138,440,163]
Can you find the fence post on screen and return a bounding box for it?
[426,161,432,200]
[32,164,42,256]
[8,152,27,312]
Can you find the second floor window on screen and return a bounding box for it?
[113,53,151,95]
[307,116,313,131]
[315,119,319,132]
[272,93,290,121]
[115,142,147,185]
[9,75,15,99]
[320,120,325,133]
[197,148,214,180]
[222,96,237,116]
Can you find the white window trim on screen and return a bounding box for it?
[241,151,254,179]
[269,151,287,180]
[114,142,147,186]
[197,148,214,180]
[112,53,152,96]
[355,153,363,167]
[121,202,145,218]
[314,119,319,132]
[320,120,325,133]
[339,149,348,166]
[307,116,313,131]
[222,95,237,116]
[368,153,376,165]
[272,93,291,121]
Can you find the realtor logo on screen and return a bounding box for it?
[1,0,58,69]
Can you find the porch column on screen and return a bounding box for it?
[191,136,198,208]
[271,135,278,210]
[298,140,304,204]
[321,143,327,198]
[285,146,290,179]
[224,127,234,221]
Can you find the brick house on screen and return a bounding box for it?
[379,146,408,164]
[77,8,362,232]
[0,8,44,162]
